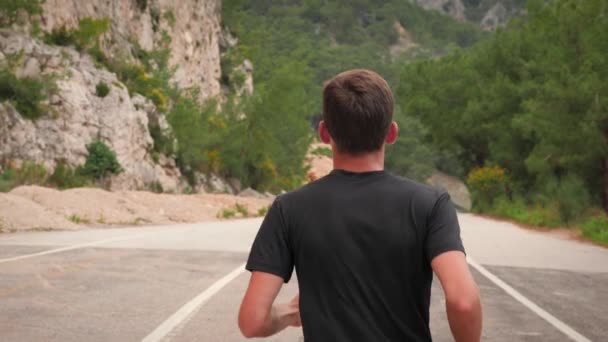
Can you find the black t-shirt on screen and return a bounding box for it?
[246,169,465,341]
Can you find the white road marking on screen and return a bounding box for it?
[467,257,592,342]
[0,233,147,264]
[141,263,246,342]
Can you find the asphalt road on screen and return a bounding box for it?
[0,214,607,342]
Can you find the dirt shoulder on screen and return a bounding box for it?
[0,185,273,233]
[0,146,334,234]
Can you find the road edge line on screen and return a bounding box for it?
[467,257,591,342]
[141,263,246,342]
[0,233,147,264]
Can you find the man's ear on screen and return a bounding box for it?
[319,120,331,144]
[385,121,398,145]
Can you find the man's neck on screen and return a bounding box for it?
[331,145,385,173]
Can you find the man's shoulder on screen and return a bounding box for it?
[386,173,443,199]
[276,175,333,203]
[278,172,444,204]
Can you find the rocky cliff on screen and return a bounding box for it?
[0,31,182,191]
[416,0,526,30]
[40,0,222,99]
[0,0,226,192]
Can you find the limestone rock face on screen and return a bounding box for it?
[480,3,509,30]
[416,0,466,22]
[415,0,524,30]
[0,31,181,192]
[40,0,222,100]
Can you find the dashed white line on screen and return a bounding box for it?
[0,233,147,264]
[141,263,246,342]
[467,257,592,342]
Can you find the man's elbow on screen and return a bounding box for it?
[238,311,265,338]
[447,289,481,315]
[239,324,259,339]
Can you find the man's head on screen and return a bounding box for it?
[321,69,396,155]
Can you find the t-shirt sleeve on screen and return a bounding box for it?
[245,199,294,283]
[424,192,465,262]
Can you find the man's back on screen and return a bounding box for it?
[246,169,464,341]
[239,69,480,341]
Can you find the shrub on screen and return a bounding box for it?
[539,175,591,223]
[0,168,15,192]
[102,49,173,113]
[147,180,163,193]
[44,27,75,46]
[257,205,270,217]
[163,10,176,27]
[234,202,249,217]
[148,121,175,157]
[44,18,110,52]
[82,140,123,179]
[466,166,509,211]
[580,216,608,246]
[0,68,48,119]
[219,208,236,219]
[13,161,47,186]
[73,18,110,51]
[95,81,110,98]
[47,161,88,189]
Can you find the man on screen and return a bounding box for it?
[238,69,482,341]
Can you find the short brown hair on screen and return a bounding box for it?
[322,69,394,154]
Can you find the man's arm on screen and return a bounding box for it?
[238,271,301,338]
[432,251,482,342]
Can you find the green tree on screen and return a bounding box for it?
[395,0,608,214]
[385,112,436,181]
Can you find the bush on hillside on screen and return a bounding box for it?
[44,18,110,52]
[544,175,591,223]
[82,140,123,179]
[95,81,110,98]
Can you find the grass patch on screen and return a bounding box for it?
[47,161,89,189]
[490,198,564,228]
[0,161,48,191]
[68,214,90,224]
[1,161,94,192]
[580,216,608,246]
